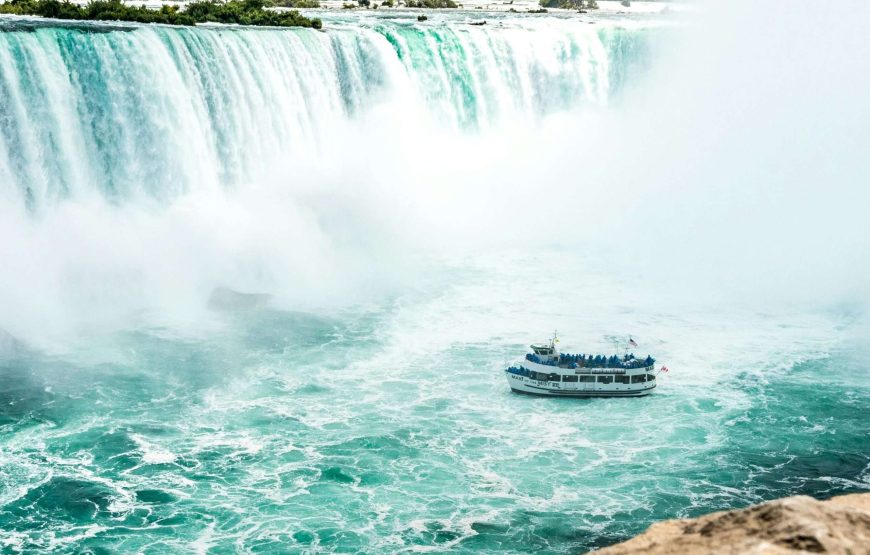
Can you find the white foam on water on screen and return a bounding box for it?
[131,434,178,465]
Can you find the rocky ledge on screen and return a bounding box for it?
[595,493,870,554]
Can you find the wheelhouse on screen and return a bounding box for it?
[530,345,555,356]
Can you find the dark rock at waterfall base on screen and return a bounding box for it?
[207,287,271,312]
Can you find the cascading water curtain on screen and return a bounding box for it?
[0,19,647,210]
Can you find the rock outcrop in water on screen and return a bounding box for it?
[207,286,272,311]
[595,493,870,554]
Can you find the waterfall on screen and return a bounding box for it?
[0,17,648,209]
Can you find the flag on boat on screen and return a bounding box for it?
[660,365,669,373]
[629,337,638,347]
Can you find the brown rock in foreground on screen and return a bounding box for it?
[594,493,870,554]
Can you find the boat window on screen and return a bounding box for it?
[597,375,613,384]
[615,375,630,384]
[631,374,646,384]
[562,375,578,382]
[578,376,595,382]
[647,374,655,381]
[547,373,560,382]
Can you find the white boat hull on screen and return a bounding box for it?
[506,375,655,397]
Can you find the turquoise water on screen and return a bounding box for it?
[1,10,868,555]
[1,251,868,553]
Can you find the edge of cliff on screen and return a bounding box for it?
[593,492,870,554]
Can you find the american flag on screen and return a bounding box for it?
[629,337,638,347]
[660,366,669,373]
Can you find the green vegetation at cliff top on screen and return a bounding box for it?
[539,0,597,9]
[404,0,458,8]
[0,0,322,28]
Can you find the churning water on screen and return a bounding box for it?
[1,7,868,554]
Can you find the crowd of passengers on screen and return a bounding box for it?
[524,352,655,369]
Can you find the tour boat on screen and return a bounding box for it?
[505,333,658,397]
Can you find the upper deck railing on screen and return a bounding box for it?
[524,352,655,369]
